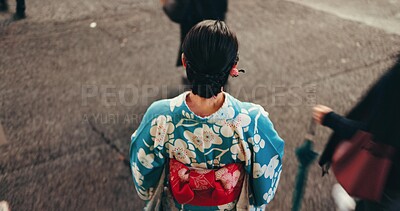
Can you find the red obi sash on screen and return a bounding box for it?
[169,159,244,206]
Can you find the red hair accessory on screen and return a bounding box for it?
[230,68,245,77]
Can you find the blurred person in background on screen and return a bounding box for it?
[0,0,26,20]
[130,20,284,210]
[161,0,228,67]
[313,55,400,211]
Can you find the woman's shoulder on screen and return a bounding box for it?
[226,93,270,118]
[227,95,284,158]
[145,99,171,116]
[142,92,187,123]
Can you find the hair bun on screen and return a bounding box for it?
[182,20,238,99]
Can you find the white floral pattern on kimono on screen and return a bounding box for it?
[167,139,197,164]
[183,124,223,152]
[130,92,285,210]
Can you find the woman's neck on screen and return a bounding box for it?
[186,91,225,117]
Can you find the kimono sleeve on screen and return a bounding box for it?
[247,110,285,207]
[129,106,167,201]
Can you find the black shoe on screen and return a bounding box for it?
[12,12,26,20]
[0,2,8,12]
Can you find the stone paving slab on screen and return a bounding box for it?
[286,0,400,35]
[0,145,143,211]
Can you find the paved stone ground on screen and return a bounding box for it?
[0,0,399,210]
[288,0,400,35]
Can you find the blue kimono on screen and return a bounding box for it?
[130,92,285,210]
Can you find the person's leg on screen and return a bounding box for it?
[13,0,25,19]
[176,24,187,67]
[0,0,8,12]
[178,23,193,88]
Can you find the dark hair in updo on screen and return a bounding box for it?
[182,20,239,98]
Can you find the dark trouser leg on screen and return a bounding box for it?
[176,24,193,67]
[12,0,25,19]
[16,0,25,15]
[0,0,8,12]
